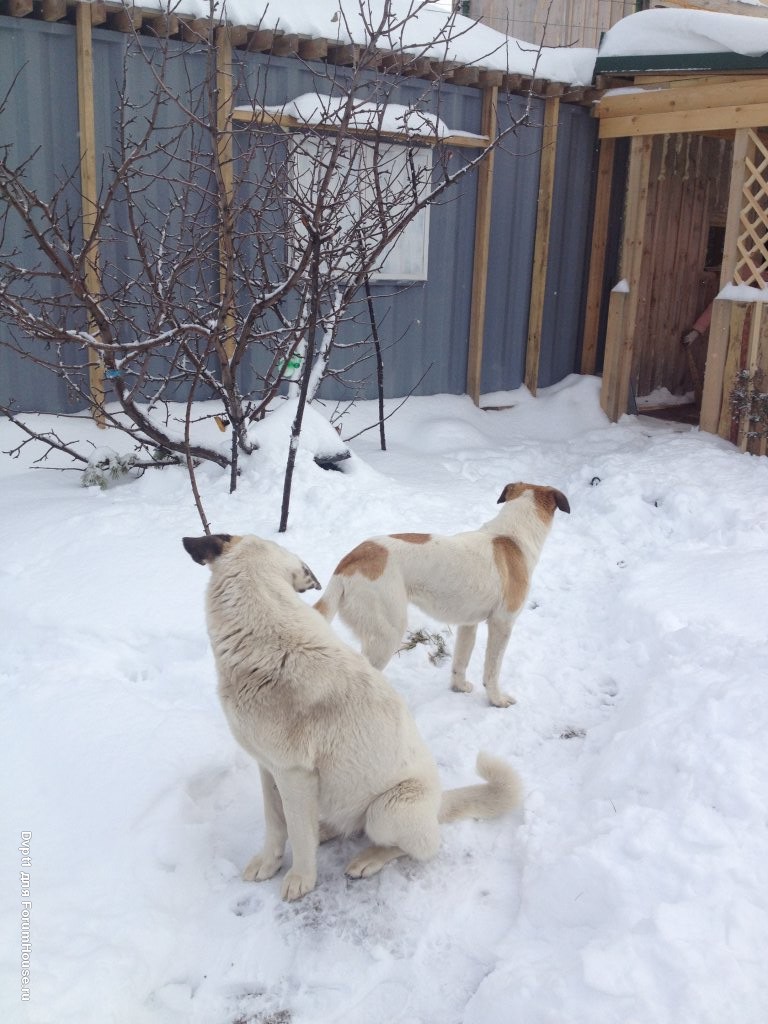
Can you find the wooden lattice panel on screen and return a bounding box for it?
[735,129,768,288]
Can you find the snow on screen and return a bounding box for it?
[258,93,453,138]
[119,0,597,85]
[599,7,768,59]
[718,282,768,303]
[3,374,768,1024]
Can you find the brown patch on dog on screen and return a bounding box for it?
[334,540,388,580]
[314,597,329,616]
[183,533,240,565]
[497,482,570,519]
[389,533,432,544]
[492,536,529,612]
[532,486,570,521]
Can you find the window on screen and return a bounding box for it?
[290,135,432,281]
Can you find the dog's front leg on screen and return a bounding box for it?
[483,612,517,708]
[451,624,477,693]
[242,766,288,883]
[274,768,320,901]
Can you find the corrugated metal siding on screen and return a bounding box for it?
[1,18,599,413]
[0,18,86,413]
[481,94,545,395]
[540,102,599,387]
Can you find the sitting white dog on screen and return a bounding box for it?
[315,482,570,707]
[183,533,522,901]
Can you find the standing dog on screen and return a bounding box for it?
[315,482,570,708]
[183,533,521,901]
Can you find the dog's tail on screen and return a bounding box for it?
[439,752,522,824]
[314,573,344,622]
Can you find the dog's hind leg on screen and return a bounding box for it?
[242,766,288,883]
[450,624,477,693]
[346,778,441,879]
[483,612,517,708]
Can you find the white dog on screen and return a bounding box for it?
[315,482,570,708]
[183,533,521,901]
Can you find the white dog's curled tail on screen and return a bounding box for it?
[439,752,522,824]
[314,574,344,622]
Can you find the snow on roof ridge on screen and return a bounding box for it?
[599,7,768,60]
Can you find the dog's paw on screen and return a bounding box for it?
[281,870,316,901]
[488,691,517,708]
[451,677,473,694]
[345,847,391,879]
[242,853,282,882]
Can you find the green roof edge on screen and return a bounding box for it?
[594,51,768,77]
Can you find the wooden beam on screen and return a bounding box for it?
[5,0,33,16]
[595,78,768,121]
[466,86,498,405]
[600,135,653,420]
[581,137,615,375]
[599,102,768,139]
[525,96,559,396]
[298,37,328,61]
[75,1,104,425]
[740,300,764,451]
[106,5,141,33]
[700,128,751,433]
[271,33,299,57]
[232,107,489,148]
[40,0,67,22]
[216,27,236,361]
[141,11,179,38]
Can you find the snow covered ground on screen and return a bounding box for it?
[2,374,767,1024]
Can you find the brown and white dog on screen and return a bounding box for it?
[183,533,521,901]
[315,483,570,707]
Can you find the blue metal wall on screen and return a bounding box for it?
[0,15,598,413]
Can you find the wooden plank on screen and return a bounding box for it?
[451,67,480,87]
[298,37,328,61]
[466,86,498,405]
[595,78,768,121]
[717,301,750,440]
[740,301,763,451]
[581,137,615,375]
[327,44,360,67]
[179,18,209,43]
[5,0,33,16]
[600,135,653,419]
[40,0,67,22]
[216,27,235,361]
[246,29,275,52]
[106,5,141,33]
[75,1,104,425]
[600,286,628,418]
[271,33,298,57]
[525,96,559,396]
[141,11,178,38]
[232,107,489,148]
[700,129,751,433]
[599,102,768,140]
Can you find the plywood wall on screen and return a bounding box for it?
[468,0,635,48]
[632,134,732,399]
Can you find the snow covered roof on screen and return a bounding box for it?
[596,8,768,75]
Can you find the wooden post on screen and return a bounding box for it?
[75,1,105,425]
[525,96,559,396]
[599,134,652,420]
[581,137,615,375]
[216,27,236,360]
[701,128,752,434]
[466,86,498,405]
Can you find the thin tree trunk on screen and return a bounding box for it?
[364,273,386,451]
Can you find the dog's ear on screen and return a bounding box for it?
[497,483,520,504]
[551,489,570,514]
[182,534,233,566]
[293,561,322,593]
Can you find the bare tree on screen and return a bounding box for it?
[0,0,537,529]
